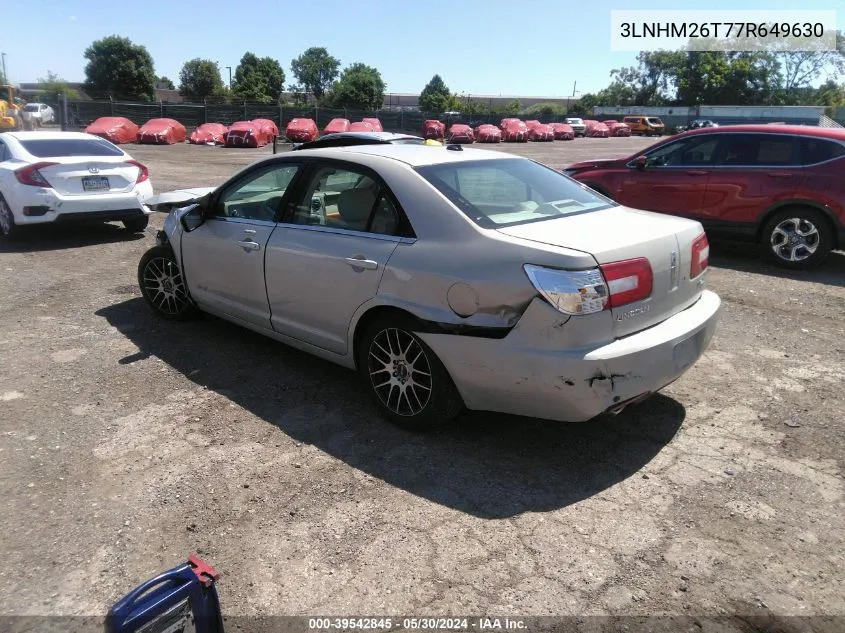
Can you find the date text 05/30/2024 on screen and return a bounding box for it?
[308,617,527,630]
[619,22,825,39]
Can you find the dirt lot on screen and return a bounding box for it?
[1,137,844,628]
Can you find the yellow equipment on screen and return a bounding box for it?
[0,84,22,131]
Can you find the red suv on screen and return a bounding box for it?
[563,125,845,269]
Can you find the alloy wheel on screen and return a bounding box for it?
[770,217,819,263]
[142,257,190,315]
[367,328,433,417]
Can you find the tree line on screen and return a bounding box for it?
[24,32,845,113]
[40,35,386,110]
[577,32,845,112]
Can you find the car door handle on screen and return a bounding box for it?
[684,170,709,176]
[768,172,794,178]
[237,239,261,251]
[345,257,379,270]
[243,228,257,234]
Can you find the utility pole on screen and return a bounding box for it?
[226,66,232,88]
[1,53,7,83]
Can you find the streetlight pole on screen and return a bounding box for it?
[1,53,7,84]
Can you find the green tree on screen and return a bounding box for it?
[36,71,80,101]
[156,76,175,90]
[325,63,386,110]
[524,102,566,119]
[231,53,285,103]
[609,51,684,106]
[82,35,156,101]
[290,47,340,99]
[178,59,224,101]
[418,74,451,113]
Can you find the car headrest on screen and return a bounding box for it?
[338,188,377,225]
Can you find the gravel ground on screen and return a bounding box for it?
[0,137,843,629]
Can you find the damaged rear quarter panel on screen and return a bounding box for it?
[376,229,598,329]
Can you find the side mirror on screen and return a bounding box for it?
[180,205,205,232]
[635,155,648,171]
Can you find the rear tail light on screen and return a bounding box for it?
[691,233,710,278]
[524,257,654,315]
[524,265,608,315]
[126,160,149,184]
[599,257,653,308]
[15,162,57,187]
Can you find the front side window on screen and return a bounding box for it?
[416,158,612,228]
[718,134,798,166]
[213,163,301,222]
[642,136,719,167]
[647,117,663,126]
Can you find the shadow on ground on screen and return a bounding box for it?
[97,298,686,518]
[709,239,845,289]
[0,223,145,253]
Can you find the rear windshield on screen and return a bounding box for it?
[416,158,613,228]
[19,138,125,158]
[565,118,583,124]
[24,104,40,112]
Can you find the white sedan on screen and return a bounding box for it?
[0,131,154,240]
[23,102,55,125]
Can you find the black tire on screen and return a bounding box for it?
[761,207,833,269]
[0,193,22,241]
[137,245,198,320]
[123,216,150,232]
[357,314,464,431]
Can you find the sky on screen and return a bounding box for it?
[5,0,842,97]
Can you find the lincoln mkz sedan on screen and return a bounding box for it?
[139,144,721,429]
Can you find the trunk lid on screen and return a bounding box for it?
[39,158,141,195]
[498,206,707,337]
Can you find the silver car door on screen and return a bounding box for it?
[180,162,303,329]
[265,161,412,355]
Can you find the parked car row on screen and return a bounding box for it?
[417,118,580,144]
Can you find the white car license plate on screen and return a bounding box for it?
[82,176,110,191]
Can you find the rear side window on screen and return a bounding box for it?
[19,138,125,158]
[0,141,8,162]
[800,137,845,165]
[719,134,798,166]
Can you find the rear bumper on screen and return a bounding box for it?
[418,290,721,423]
[10,182,154,225]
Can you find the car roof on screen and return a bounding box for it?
[1,130,101,142]
[319,131,420,141]
[677,124,845,140]
[285,143,516,167]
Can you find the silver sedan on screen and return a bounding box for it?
[139,144,721,430]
